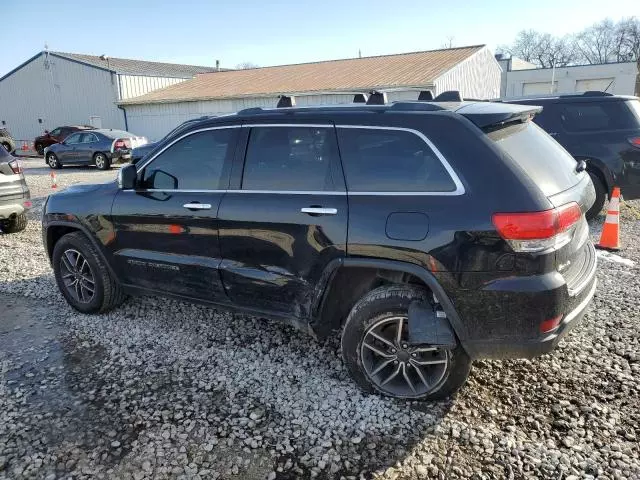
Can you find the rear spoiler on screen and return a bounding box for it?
[454,102,542,129]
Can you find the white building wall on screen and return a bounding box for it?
[118,75,189,100]
[434,47,501,99]
[125,90,431,141]
[0,54,125,141]
[504,62,638,97]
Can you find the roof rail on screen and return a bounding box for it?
[389,102,445,112]
[277,95,296,108]
[417,90,434,101]
[366,90,387,105]
[237,107,264,115]
[433,90,463,102]
[353,93,368,103]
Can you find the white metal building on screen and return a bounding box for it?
[502,61,639,98]
[0,51,218,142]
[119,45,502,141]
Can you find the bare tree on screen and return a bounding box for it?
[499,30,577,67]
[236,62,259,70]
[574,19,618,64]
[615,17,640,61]
[441,36,455,49]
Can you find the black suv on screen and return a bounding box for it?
[503,92,640,219]
[42,99,597,400]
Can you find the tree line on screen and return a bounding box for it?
[498,17,640,68]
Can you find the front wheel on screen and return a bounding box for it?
[35,143,45,156]
[47,152,62,169]
[52,232,127,313]
[94,153,110,170]
[341,285,471,400]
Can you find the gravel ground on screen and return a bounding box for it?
[1,158,639,479]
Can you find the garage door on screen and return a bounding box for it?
[522,82,558,95]
[575,78,614,92]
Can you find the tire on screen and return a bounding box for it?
[94,152,110,170]
[341,284,471,401]
[586,171,607,221]
[47,152,62,169]
[35,143,45,156]
[52,232,127,314]
[1,213,28,233]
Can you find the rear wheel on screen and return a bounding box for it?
[586,171,606,221]
[47,152,62,169]
[52,232,127,313]
[341,285,471,400]
[1,213,28,233]
[94,152,110,170]
[35,143,45,156]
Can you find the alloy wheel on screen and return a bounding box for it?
[95,154,105,169]
[47,154,57,168]
[359,316,449,398]
[59,249,95,303]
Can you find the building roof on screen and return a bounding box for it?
[120,45,486,105]
[52,52,221,77]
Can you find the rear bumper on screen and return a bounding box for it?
[111,150,132,163]
[453,243,598,360]
[0,198,30,219]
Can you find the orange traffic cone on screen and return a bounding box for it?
[21,141,28,151]
[50,171,57,189]
[596,187,621,251]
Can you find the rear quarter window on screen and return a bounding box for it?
[559,101,639,132]
[336,128,458,193]
[488,121,581,196]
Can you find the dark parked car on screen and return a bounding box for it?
[34,125,95,156]
[45,129,148,170]
[0,147,30,233]
[42,99,597,400]
[131,141,157,164]
[1,127,16,153]
[502,92,640,219]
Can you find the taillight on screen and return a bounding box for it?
[492,202,582,253]
[540,315,563,333]
[8,159,22,174]
[113,139,127,150]
[628,137,640,148]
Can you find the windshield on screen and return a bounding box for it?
[488,121,581,197]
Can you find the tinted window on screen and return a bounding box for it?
[488,121,580,196]
[336,128,456,192]
[142,129,234,190]
[242,126,340,191]
[49,128,62,136]
[560,101,639,132]
[65,133,82,144]
[80,133,97,143]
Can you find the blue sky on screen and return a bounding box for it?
[1,0,637,76]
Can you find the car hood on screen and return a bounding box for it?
[60,181,114,195]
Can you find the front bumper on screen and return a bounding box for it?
[111,150,132,163]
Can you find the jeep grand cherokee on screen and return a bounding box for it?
[42,99,597,400]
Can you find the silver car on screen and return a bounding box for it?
[45,129,147,170]
[0,147,30,233]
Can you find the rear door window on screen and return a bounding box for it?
[336,127,457,192]
[242,126,342,191]
[488,121,580,196]
[560,101,639,132]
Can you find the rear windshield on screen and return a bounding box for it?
[488,121,580,196]
[559,100,640,132]
[102,130,136,139]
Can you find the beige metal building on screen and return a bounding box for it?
[119,45,502,141]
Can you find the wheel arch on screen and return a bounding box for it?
[311,258,468,346]
[577,156,613,197]
[45,221,120,281]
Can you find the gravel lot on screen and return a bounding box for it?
[1,157,639,479]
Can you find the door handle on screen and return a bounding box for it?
[300,207,337,216]
[183,203,212,210]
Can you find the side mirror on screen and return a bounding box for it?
[118,164,137,190]
[44,130,50,135]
